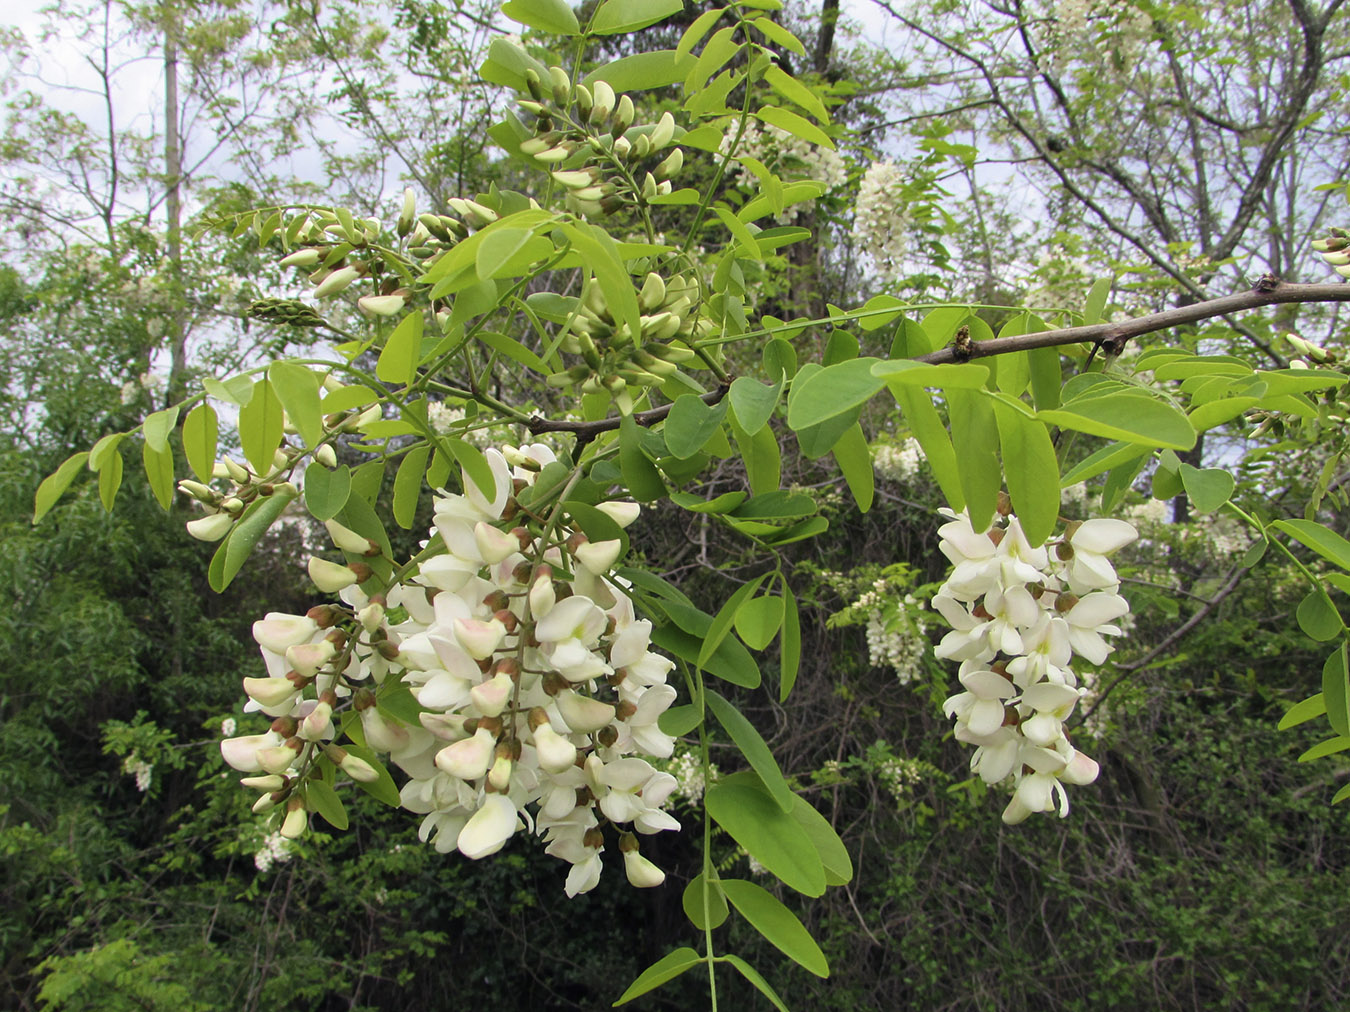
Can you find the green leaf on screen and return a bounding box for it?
[1179,464,1234,514]
[501,0,579,35]
[1298,588,1344,642]
[763,64,828,124]
[97,448,123,511]
[729,491,816,520]
[1332,782,1350,805]
[142,405,179,453]
[1278,692,1325,731]
[658,704,703,737]
[677,6,724,60]
[475,227,533,280]
[1082,277,1111,324]
[1273,519,1350,572]
[478,330,547,373]
[722,879,828,977]
[786,358,884,430]
[698,576,767,670]
[1028,345,1062,410]
[670,490,748,514]
[682,873,729,930]
[305,463,352,521]
[722,955,790,1012]
[612,947,702,1006]
[202,374,255,406]
[239,380,285,478]
[142,441,174,510]
[305,779,349,830]
[1187,396,1260,432]
[565,224,641,344]
[1323,645,1350,738]
[182,404,218,482]
[992,400,1058,546]
[620,414,666,501]
[268,362,323,448]
[665,396,728,458]
[393,445,430,530]
[33,451,89,524]
[755,105,833,148]
[947,388,1000,532]
[377,312,423,386]
[735,593,784,651]
[1242,538,1268,568]
[1039,394,1196,450]
[1060,441,1148,487]
[831,422,874,512]
[584,49,694,90]
[209,489,297,592]
[441,438,496,505]
[787,793,852,885]
[684,25,738,93]
[1298,736,1350,762]
[780,581,801,702]
[705,777,825,896]
[732,419,782,495]
[653,602,761,688]
[749,15,806,57]
[706,689,795,812]
[888,385,964,510]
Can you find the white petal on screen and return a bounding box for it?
[457,794,518,859]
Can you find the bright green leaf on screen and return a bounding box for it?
[706,689,795,812]
[722,879,828,977]
[33,451,89,524]
[377,312,423,386]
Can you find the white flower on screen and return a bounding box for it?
[457,794,520,859]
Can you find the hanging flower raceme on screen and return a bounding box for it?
[932,501,1137,824]
[221,443,680,894]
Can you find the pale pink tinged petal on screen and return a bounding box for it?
[417,554,477,592]
[307,556,357,593]
[457,794,519,859]
[474,522,520,565]
[388,584,436,624]
[454,617,506,659]
[397,633,441,671]
[1022,682,1081,713]
[1073,518,1138,554]
[285,640,335,679]
[555,690,616,733]
[1001,794,1033,824]
[470,672,514,718]
[418,710,467,740]
[220,732,281,772]
[1060,750,1100,786]
[360,707,410,753]
[241,677,299,713]
[435,728,496,780]
[533,724,579,774]
[252,613,320,654]
[528,575,556,619]
[575,539,623,575]
[431,636,481,679]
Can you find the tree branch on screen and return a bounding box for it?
[913,279,1350,365]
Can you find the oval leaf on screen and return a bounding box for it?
[721,879,828,978]
[705,778,825,896]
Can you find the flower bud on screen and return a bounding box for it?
[308,556,359,592]
[280,248,324,268]
[280,797,308,839]
[240,774,286,792]
[358,293,406,316]
[397,187,417,236]
[313,264,362,298]
[649,111,676,150]
[324,518,380,555]
[622,847,665,888]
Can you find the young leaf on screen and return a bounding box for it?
[706,689,795,812]
[831,422,874,512]
[1297,589,1343,642]
[682,873,729,930]
[735,593,784,650]
[97,448,123,511]
[1298,736,1350,763]
[698,575,767,670]
[182,403,218,482]
[788,793,853,885]
[268,362,324,448]
[786,358,884,431]
[239,379,285,478]
[33,451,90,524]
[210,489,297,592]
[992,401,1058,546]
[1278,692,1326,731]
[304,462,352,522]
[1179,464,1235,514]
[1273,519,1350,572]
[377,311,423,386]
[888,385,964,511]
[779,580,801,702]
[657,704,703,737]
[1082,276,1112,324]
[722,954,790,1012]
[731,418,782,495]
[612,947,702,1006]
[305,778,349,831]
[142,405,180,453]
[1039,394,1196,451]
[1323,645,1350,738]
[142,441,175,510]
[763,64,828,124]
[756,105,833,148]
[705,776,825,896]
[722,879,829,978]
[393,445,431,529]
[501,0,579,35]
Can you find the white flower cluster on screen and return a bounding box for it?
[853,161,912,275]
[122,753,153,793]
[219,444,682,896]
[253,830,292,873]
[933,506,1137,823]
[721,122,848,196]
[875,757,924,801]
[665,748,717,806]
[873,437,924,484]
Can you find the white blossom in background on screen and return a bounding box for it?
[720,121,847,220]
[122,753,153,793]
[426,401,465,435]
[253,830,292,872]
[220,444,682,896]
[873,437,925,484]
[854,161,912,276]
[666,748,716,806]
[931,503,1137,824]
